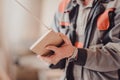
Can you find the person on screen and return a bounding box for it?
[38,0,120,80]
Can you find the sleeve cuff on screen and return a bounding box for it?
[68,47,78,62]
[74,48,87,66]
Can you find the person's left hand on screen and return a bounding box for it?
[37,33,75,65]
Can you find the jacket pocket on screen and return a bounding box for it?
[97,8,114,30]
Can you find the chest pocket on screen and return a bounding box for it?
[97,8,115,30]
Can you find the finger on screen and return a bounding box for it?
[37,55,46,62]
[58,33,71,45]
[37,55,41,58]
[41,55,56,64]
[40,56,51,63]
[48,55,59,65]
[46,46,58,52]
[37,54,59,65]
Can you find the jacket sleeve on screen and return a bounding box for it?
[74,8,120,72]
[50,12,60,32]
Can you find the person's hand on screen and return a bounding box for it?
[37,33,75,65]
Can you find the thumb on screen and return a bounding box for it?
[59,33,72,45]
[46,46,58,52]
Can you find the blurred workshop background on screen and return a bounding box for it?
[0,0,63,80]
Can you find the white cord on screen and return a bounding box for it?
[14,0,51,30]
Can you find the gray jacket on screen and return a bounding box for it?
[50,0,120,80]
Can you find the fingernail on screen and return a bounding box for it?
[46,47,49,49]
[37,55,40,58]
[46,46,50,49]
[58,33,61,36]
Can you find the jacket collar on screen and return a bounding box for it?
[64,0,115,13]
[106,0,117,9]
[76,0,94,8]
[64,0,78,13]
[101,0,114,3]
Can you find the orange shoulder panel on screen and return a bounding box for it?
[59,22,70,26]
[58,0,70,13]
[97,8,115,30]
[75,42,83,48]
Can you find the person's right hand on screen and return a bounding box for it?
[37,33,75,65]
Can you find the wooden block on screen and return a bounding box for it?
[30,30,63,56]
